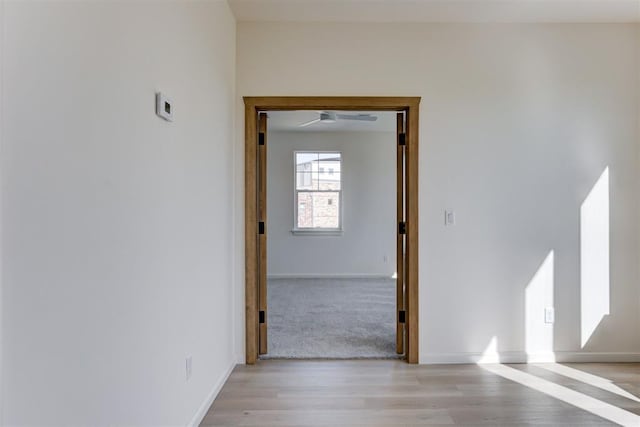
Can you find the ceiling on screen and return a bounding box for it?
[228,0,640,23]
[267,111,397,132]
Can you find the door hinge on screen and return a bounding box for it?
[398,310,406,324]
[259,310,265,324]
[398,133,406,146]
[399,221,406,235]
[258,132,265,146]
[258,221,265,235]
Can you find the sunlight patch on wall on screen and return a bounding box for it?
[580,167,610,348]
[477,336,500,364]
[525,251,555,361]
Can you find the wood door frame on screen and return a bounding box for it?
[244,96,421,364]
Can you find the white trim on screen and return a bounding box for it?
[422,351,532,365]
[267,273,392,279]
[291,229,343,236]
[421,351,640,365]
[187,361,236,427]
[553,352,640,363]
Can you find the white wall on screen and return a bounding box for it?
[2,1,236,425]
[267,131,396,278]
[236,23,640,363]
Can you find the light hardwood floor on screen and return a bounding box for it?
[200,360,640,426]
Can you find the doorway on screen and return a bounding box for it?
[265,111,395,359]
[244,97,420,364]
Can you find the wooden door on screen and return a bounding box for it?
[258,112,268,354]
[244,97,420,364]
[396,112,406,355]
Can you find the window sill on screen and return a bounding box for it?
[291,229,344,236]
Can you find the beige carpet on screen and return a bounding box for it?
[262,277,399,359]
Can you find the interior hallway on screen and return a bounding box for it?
[200,361,640,426]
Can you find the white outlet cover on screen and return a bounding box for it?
[186,356,192,381]
[544,307,555,324]
[156,92,173,122]
[445,210,456,226]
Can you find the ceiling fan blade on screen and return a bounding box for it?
[336,114,378,122]
[299,118,321,127]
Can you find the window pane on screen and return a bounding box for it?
[318,158,341,190]
[296,172,313,190]
[296,192,313,228]
[318,152,340,161]
[297,191,340,229]
[296,152,318,172]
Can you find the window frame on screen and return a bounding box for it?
[292,150,344,235]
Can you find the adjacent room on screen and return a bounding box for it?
[1,1,639,426]
[263,110,399,359]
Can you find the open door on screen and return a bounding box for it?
[396,112,406,355]
[244,97,420,364]
[258,112,268,355]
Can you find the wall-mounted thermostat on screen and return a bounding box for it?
[156,92,173,122]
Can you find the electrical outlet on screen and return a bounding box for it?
[186,356,193,381]
[445,210,456,226]
[544,307,555,324]
[156,92,173,122]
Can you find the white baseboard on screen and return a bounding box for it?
[421,351,640,365]
[422,351,529,364]
[553,352,640,363]
[267,273,392,279]
[187,361,236,427]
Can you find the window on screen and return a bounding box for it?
[294,151,342,232]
